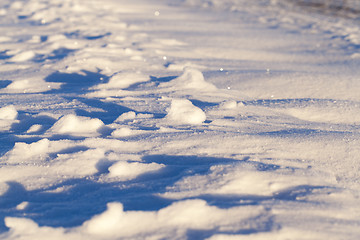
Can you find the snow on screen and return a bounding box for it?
[9,51,36,62]
[0,106,18,131]
[1,0,360,239]
[160,67,217,91]
[0,106,17,120]
[48,114,106,137]
[3,200,264,240]
[93,72,150,90]
[114,111,136,122]
[107,161,165,180]
[165,99,207,125]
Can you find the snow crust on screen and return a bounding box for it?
[1,0,360,239]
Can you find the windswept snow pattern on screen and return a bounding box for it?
[1,0,360,239]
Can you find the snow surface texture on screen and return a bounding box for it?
[1,0,360,239]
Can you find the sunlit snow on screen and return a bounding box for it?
[1,0,360,239]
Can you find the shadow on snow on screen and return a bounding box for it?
[0,154,334,236]
[44,70,109,94]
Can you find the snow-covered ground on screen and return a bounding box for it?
[1,0,360,239]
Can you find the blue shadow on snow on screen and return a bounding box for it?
[0,154,335,238]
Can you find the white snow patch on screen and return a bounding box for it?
[0,105,18,120]
[114,111,136,122]
[3,217,78,240]
[81,199,264,238]
[48,114,105,137]
[1,0,360,238]
[111,127,146,137]
[94,72,150,89]
[2,200,264,239]
[154,38,187,46]
[165,99,206,125]
[5,138,50,163]
[113,111,154,125]
[160,68,217,91]
[0,184,8,196]
[111,127,133,137]
[52,148,104,176]
[26,124,43,133]
[207,227,331,240]
[0,8,6,16]
[162,163,325,199]
[9,51,36,62]
[16,201,29,211]
[4,77,59,93]
[10,1,23,9]
[108,161,165,180]
[0,36,10,42]
[0,105,18,131]
[219,100,238,109]
[6,80,32,91]
[284,106,360,124]
[166,61,206,71]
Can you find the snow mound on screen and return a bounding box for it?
[48,114,105,137]
[6,80,32,91]
[94,72,150,89]
[53,148,104,176]
[3,217,75,240]
[0,105,18,120]
[26,124,42,133]
[0,36,11,42]
[2,200,263,239]
[111,127,146,137]
[166,61,206,71]
[81,199,263,238]
[16,201,29,211]
[5,138,50,163]
[114,111,136,122]
[160,68,217,91]
[0,105,18,131]
[111,127,133,137]
[4,77,58,93]
[9,50,35,62]
[114,111,154,123]
[108,161,165,180]
[219,100,238,109]
[165,99,206,125]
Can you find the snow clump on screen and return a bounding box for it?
[0,105,18,120]
[5,138,50,163]
[160,67,217,91]
[9,50,35,62]
[114,111,136,122]
[111,127,146,138]
[0,105,18,131]
[108,161,165,180]
[81,199,263,238]
[1,200,264,240]
[48,114,105,136]
[94,72,150,89]
[165,99,206,125]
